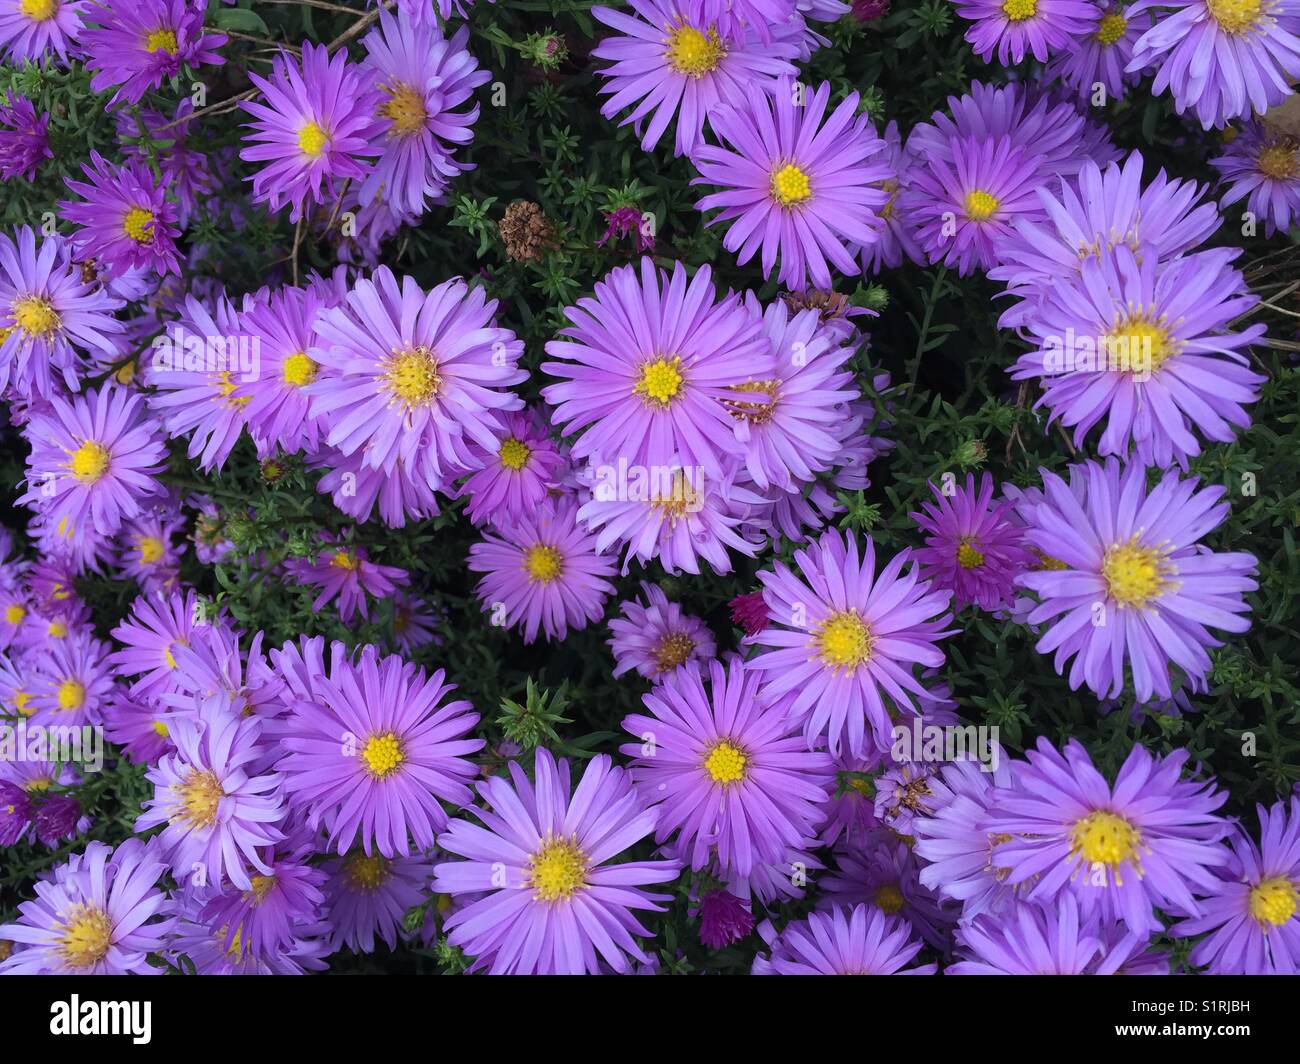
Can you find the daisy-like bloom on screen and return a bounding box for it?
[955,0,1100,65]
[360,12,489,216]
[18,385,167,541]
[1016,458,1259,702]
[390,591,441,653]
[468,497,618,644]
[541,258,771,478]
[26,633,113,727]
[1045,3,1145,99]
[283,537,410,624]
[311,446,443,529]
[910,473,1035,611]
[1174,796,1300,974]
[101,688,177,765]
[860,120,924,274]
[81,0,225,107]
[277,647,482,858]
[621,656,835,875]
[322,849,435,954]
[0,0,85,64]
[608,582,716,679]
[306,267,525,485]
[164,892,330,975]
[0,838,173,975]
[240,41,380,221]
[752,904,936,974]
[457,407,565,529]
[1212,122,1300,237]
[114,507,185,594]
[433,748,681,975]
[0,94,51,181]
[59,152,181,276]
[745,528,954,759]
[0,590,29,652]
[0,226,124,398]
[1126,0,1300,129]
[115,100,217,228]
[1009,245,1265,467]
[135,693,285,891]
[692,77,891,290]
[0,780,32,845]
[108,588,205,700]
[984,737,1230,936]
[590,0,800,157]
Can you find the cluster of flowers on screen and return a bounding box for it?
[0,0,1297,975]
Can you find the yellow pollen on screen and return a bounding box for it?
[346,853,391,892]
[634,356,684,406]
[703,739,748,785]
[1070,810,1141,868]
[145,28,178,53]
[874,883,906,914]
[281,352,318,387]
[523,543,563,583]
[116,360,137,385]
[14,690,33,716]
[1033,549,1069,571]
[527,836,589,902]
[1104,314,1178,374]
[878,178,900,220]
[176,768,224,829]
[138,536,165,565]
[330,548,360,571]
[956,540,985,570]
[498,436,531,471]
[361,732,405,779]
[383,346,441,408]
[380,83,427,137]
[21,0,58,19]
[123,207,156,244]
[1258,140,1299,180]
[665,24,725,77]
[298,121,329,158]
[12,294,61,339]
[1096,11,1128,43]
[1102,537,1172,608]
[26,775,52,792]
[4,603,25,625]
[964,189,1000,221]
[152,719,170,737]
[48,620,68,639]
[56,678,85,711]
[67,440,111,484]
[653,631,696,673]
[1001,0,1037,19]
[1249,875,1298,927]
[771,163,812,207]
[1206,0,1263,33]
[246,875,277,905]
[723,379,779,424]
[215,371,251,408]
[57,904,113,970]
[814,609,874,671]
[651,469,702,524]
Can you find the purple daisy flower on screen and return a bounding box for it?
[591,0,800,157]
[955,0,1100,65]
[306,267,525,485]
[910,473,1035,612]
[433,748,681,975]
[283,536,411,624]
[621,656,835,875]
[468,496,618,644]
[1045,3,1145,99]
[986,737,1230,935]
[860,120,925,273]
[0,780,32,845]
[0,0,85,64]
[1212,121,1300,236]
[27,632,113,727]
[608,581,716,679]
[59,151,181,276]
[1174,796,1300,974]
[390,591,441,653]
[321,849,435,954]
[135,693,286,892]
[164,892,330,974]
[1015,458,1259,702]
[115,100,217,227]
[1127,0,1300,128]
[240,41,381,222]
[947,894,1131,974]
[752,903,936,974]
[541,258,772,479]
[114,507,186,594]
[457,407,565,529]
[360,11,488,216]
[692,77,891,289]
[101,688,177,765]
[0,838,173,975]
[0,94,51,181]
[310,445,443,529]
[108,588,204,700]
[81,0,226,107]
[277,647,482,858]
[745,528,954,759]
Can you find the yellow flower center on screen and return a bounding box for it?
[26,775,52,792]
[116,360,137,385]
[12,294,61,339]
[1070,810,1141,868]
[653,631,696,673]
[152,719,170,737]
[651,469,702,524]
[527,836,589,902]
[498,436,531,470]
[67,440,111,484]
[214,370,251,408]
[634,356,684,406]
[964,189,1000,221]
[13,690,33,716]
[4,603,26,625]
[138,536,165,564]
[346,853,391,892]
[56,678,85,711]
[1096,11,1128,43]
[57,904,113,970]
[123,207,156,244]
[523,544,563,583]
[246,875,277,905]
[48,620,68,639]
[176,768,224,829]
[1258,140,1299,180]
[145,28,178,54]
[1002,0,1037,19]
[1104,313,1178,374]
[21,0,58,20]
[380,83,427,137]
[298,121,329,158]
[771,162,812,207]
[1102,538,1172,608]
[874,883,906,914]
[723,379,780,425]
[665,24,725,77]
[956,540,985,570]
[330,548,360,571]
[814,609,874,671]
[383,345,441,408]
[703,739,748,785]
[1207,0,1263,33]
[1249,875,1298,927]
[281,352,318,387]
[361,732,405,779]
